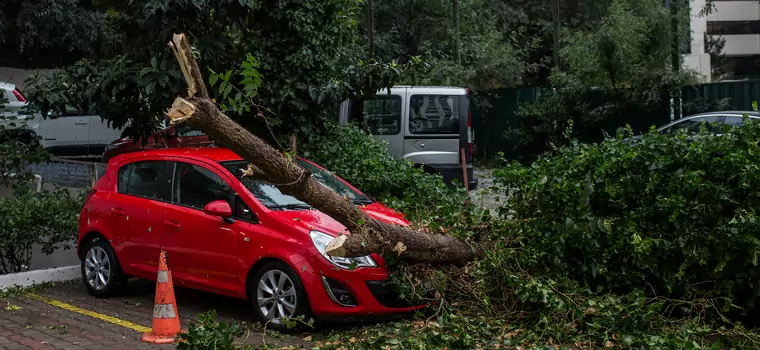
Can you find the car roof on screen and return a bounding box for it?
[685,111,760,118]
[118,147,244,163]
[0,82,15,90]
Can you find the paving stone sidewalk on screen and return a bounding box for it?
[0,280,313,349]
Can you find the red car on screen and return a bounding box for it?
[78,147,426,331]
[101,124,212,162]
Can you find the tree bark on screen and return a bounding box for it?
[165,33,480,265]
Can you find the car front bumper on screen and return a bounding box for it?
[297,254,428,317]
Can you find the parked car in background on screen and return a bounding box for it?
[102,124,213,162]
[1,82,124,157]
[625,111,760,142]
[338,86,478,189]
[78,148,426,331]
[655,111,760,135]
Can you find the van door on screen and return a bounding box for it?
[403,93,466,165]
[41,112,91,155]
[347,89,406,157]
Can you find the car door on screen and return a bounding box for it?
[41,108,91,155]
[404,92,465,165]
[347,89,406,157]
[160,159,247,296]
[109,160,174,279]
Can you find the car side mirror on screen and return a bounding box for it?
[203,200,234,223]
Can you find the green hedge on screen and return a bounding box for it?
[497,120,760,320]
[0,189,82,274]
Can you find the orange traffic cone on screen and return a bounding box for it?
[142,250,182,344]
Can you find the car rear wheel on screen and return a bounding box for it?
[80,237,127,297]
[248,261,311,333]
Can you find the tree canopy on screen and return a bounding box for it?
[1,0,696,140]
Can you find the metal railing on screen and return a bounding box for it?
[27,157,106,188]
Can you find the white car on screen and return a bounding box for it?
[1,82,124,157]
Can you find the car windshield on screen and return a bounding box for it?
[219,159,372,209]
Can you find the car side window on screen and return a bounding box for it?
[174,162,233,210]
[409,95,461,134]
[662,116,720,134]
[175,125,206,137]
[232,194,257,223]
[173,162,257,222]
[722,116,744,127]
[350,96,402,135]
[117,161,174,201]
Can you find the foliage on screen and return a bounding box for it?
[19,0,372,141]
[705,34,731,81]
[497,118,760,323]
[0,0,120,68]
[0,189,82,274]
[366,0,534,89]
[506,0,697,163]
[177,310,254,350]
[0,113,51,188]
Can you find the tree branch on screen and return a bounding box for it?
[165,33,481,264]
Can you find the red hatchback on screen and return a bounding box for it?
[78,148,425,331]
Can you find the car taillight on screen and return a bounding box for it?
[13,89,26,102]
[467,110,473,155]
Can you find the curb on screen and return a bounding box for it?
[0,266,80,291]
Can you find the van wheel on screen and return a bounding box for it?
[80,238,127,297]
[248,261,311,333]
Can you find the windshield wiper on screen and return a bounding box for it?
[351,198,374,205]
[268,204,312,210]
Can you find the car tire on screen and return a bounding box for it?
[248,261,312,333]
[80,237,127,298]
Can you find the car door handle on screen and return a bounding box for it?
[164,220,181,230]
[110,208,124,216]
[74,121,88,125]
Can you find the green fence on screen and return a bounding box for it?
[472,79,760,160]
[470,87,543,160]
[682,79,760,111]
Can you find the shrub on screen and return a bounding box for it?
[496,119,760,321]
[303,123,465,215]
[0,189,82,274]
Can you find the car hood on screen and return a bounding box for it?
[270,202,409,237]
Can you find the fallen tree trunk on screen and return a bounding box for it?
[165,33,481,264]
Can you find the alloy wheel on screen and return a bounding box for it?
[256,269,297,323]
[84,246,111,291]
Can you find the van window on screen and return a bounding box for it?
[409,95,462,135]
[352,96,402,135]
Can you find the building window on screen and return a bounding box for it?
[707,21,760,35]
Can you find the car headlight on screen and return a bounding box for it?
[310,231,377,269]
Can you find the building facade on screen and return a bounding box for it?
[691,0,760,80]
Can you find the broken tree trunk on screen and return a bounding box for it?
[165,33,480,264]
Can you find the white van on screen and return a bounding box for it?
[0,82,124,157]
[339,86,478,189]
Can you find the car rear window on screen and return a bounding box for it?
[220,159,371,208]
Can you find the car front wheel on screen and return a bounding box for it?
[248,261,311,333]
